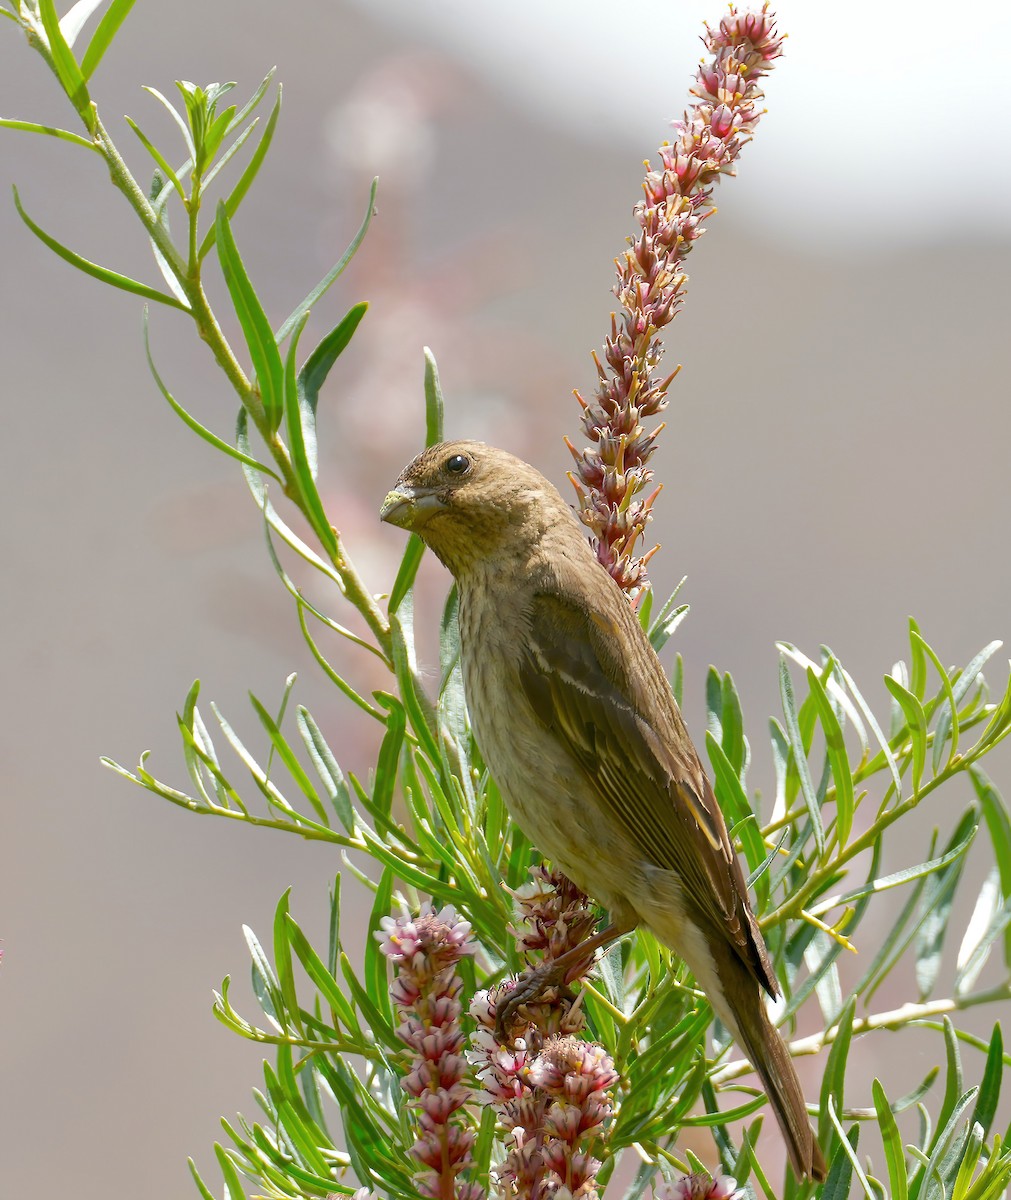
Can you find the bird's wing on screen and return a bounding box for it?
[518,587,778,998]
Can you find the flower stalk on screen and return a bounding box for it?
[378,905,482,1200]
[568,4,785,594]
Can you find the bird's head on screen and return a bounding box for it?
[380,441,572,577]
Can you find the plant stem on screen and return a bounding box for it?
[712,982,1011,1084]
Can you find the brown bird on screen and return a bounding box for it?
[380,440,826,1181]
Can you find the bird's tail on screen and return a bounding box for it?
[708,946,827,1181]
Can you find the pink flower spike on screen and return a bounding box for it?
[569,3,784,596]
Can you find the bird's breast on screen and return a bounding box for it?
[456,579,640,924]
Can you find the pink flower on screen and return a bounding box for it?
[568,4,784,595]
[378,903,478,1199]
[657,1172,745,1200]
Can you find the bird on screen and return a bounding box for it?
[380,439,826,1181]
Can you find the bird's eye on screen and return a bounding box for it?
[445,453,470,476]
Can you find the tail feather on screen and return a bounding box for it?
[705,942,827,1181]
[732,997,827,1182]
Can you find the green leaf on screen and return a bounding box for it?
[271,888,299,1034]
[779,657,826,856]
[884,672,928,795]
[423,346,445,447]
[213,1142,249,1200]
[199,85,282,260]
[825,1099,875,1200]
[970,767,1011,970]
[707,733,768,907]
[969,1024,1003,1141]
[58,0,103,47]
[819,997,855,1157]
[0,116,98,151]
[807,664,855,846]
[296,301,368,430]
[126,116,186,202]
[296,707,354,832]
[937,1017,964,1141]
[247,690,329,826]
[79,0,136,79]
[933,640,1002,767]
[363,867,395,1033]
[39,0,93,126]
[915,809,978,999]
[872,1079,908,1200]
[809,827,977,918]
[12,186,187,309]
[214,201,284,429]
[837,656,904,800]
[275,176,377,344]
[143,309,280,478]
[282,309,338,554]
[955,869,1006,994]
[910,630,962,775]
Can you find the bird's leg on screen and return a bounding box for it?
[494,921,629,1043]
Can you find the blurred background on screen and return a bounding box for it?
[1,0,1009,1195]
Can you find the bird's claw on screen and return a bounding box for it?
[493,962,571,1044]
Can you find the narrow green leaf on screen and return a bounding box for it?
[215,201,284,429]
[872,1079,908,1200]
[275,176,377,344]
[79,0,136,79]
[707,732,768,907]
[937,1017,964,1141]
[955,869,1004,994]
[247,691,329,825]
[126,116,186,202]
[838,658,903,800]
[363,867,395,1036]
[826,1100,875,1200]
[810,828,977,918]
[143,310,280,478]
[142,85,195,156]
[388,535,425,616]
[296,707,354,832]
[13,186,187,309]
[819,1127,856,1200]
[58,0,103,48]
[909,617,928,700]
[198,85,282,259]
[272,888,299,1034]
[0,116,97,150]
[970,1024,1003,1141]
[933,640,1002,767]
[372,704,405,819]
[282,309,338,554]
[911,630,962,775]
[187,1160,218,1200]
[721,671,747,778]
[915,810,978,1000]
[808,665,855,846]
[39,0,93,125]
[213,1142,249,1200]
[970,767,1011,970]
[779,658,826,856]
[423,346,445,446]
[819,997,855,1156]
[884,673,928,795]
[296,301,368,426]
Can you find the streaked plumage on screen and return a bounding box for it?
[380,440,825,1180]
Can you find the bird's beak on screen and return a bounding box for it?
[379,484,446,530]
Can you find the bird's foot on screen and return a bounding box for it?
[493,961,578,1044]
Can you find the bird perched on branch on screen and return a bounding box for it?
[380,440,825,1181]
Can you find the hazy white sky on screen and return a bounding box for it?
[348,0,1011,247]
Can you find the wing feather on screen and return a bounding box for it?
[519,587,778,998]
